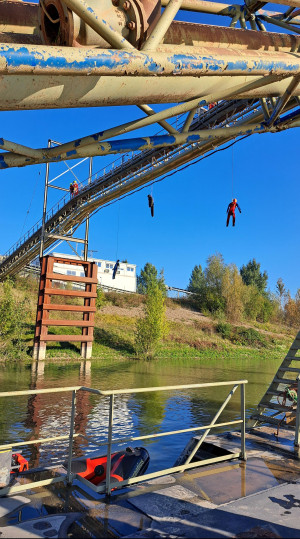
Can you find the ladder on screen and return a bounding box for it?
[248,331,300,430]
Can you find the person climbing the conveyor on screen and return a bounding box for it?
[72,180,79,196]
[226,198,241,227]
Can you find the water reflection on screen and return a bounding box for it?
[0,355,282,472]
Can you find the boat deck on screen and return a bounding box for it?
[0,427,299,538]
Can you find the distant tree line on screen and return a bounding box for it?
[136,256,300,328]
[186,254,299,326]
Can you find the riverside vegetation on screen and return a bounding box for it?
[0,253,298,362]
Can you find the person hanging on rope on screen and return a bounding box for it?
[148,194,154,217]
[226,198,241,227]
[112,259,120,279]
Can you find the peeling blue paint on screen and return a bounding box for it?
[1,44,299,78]
[187,135,201,142]
[0,155,8,169]
[0,138,4,146]
[66,150,77,157]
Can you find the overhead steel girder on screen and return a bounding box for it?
[0,123,293,168]
[2,74,300,112]
[1,43,300,77]
[0,43,300,112]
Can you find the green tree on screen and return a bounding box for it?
[243,284,262,321]
[135,281,168,359]
[240,259,268,293]
[137,263,166,295]
[187,264,205,295]
[284,289,300,327]
[276,278,286,311]
[222,265,244,322]
[203,253,226,314]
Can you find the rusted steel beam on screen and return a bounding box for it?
[265,0,300,7]
[258,13,300,33]
[163,21,300,51]
[0,1,39,35]
[1,43,300,77]
[60,0,134,49]
[142,0,183,50]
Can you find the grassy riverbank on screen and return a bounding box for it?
[1,275,295,363]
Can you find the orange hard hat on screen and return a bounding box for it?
[233,198,237,202]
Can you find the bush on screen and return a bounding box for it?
[231,327,267,348]
[96,287,106,309]
[216,322,232,340]
[0,280,29,359]
[215,322,267,348]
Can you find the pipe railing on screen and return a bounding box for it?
[0,380,247,497]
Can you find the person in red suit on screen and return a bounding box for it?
[226,198,241,227]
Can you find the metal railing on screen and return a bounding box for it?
[0,380,247,497]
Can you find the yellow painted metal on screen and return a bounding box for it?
[0,476,66,497]
[161,0,233,14]
[0,386,81,397]
[0,434,80,451]
[80,379,248,395]
[142,0,183,50]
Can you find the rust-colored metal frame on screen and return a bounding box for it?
[33,255,97,360]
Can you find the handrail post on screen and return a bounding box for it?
[106,394,114,497]
[294,375,300,453]
[66,390,77,485]
[240,383,246,461]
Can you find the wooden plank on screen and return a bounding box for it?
[40,335,94,342]
[44,304,96,312]
[266,389,286,397]
[44,288,97,298]
[43,320,94,327]
[274,377,298,385]
[278,366,300,373]
[259,401,294,412]
[250,415,283,427]
[51,257,91,267]
[47,273,98,284]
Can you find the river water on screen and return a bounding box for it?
[0,356,281,473]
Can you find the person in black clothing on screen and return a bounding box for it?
[148,195,154,217]
[112,260,120,279]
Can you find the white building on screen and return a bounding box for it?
[50,253,137,292]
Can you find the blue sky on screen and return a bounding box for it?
[0,3,299,296]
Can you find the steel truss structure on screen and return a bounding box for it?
[0,0,300,276]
